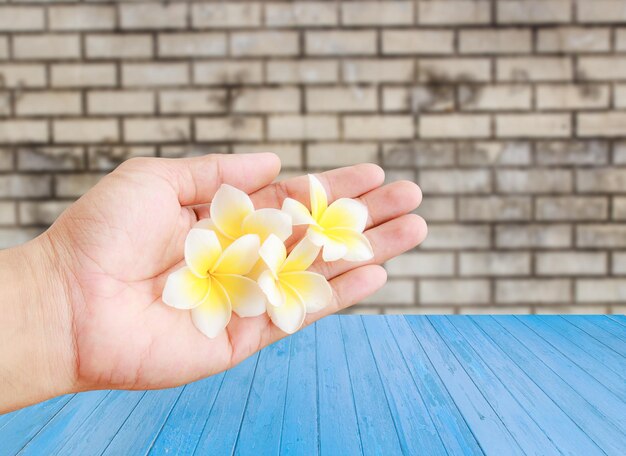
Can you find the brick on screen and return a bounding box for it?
[267,60,338,84]
[496,224,572,248]
[536,140,608,165]
[307,87,377,113]
[577,279,626,303]
[342,1,413,25]
[344,116,414,140]
[418,58,492,83]
[0,149,12,170]
[16,92,81,116]
[268,115,338,140]
[416,196,455,221]
[342,59,414,83]
[537,252,607,276]
[0,121,47,143]
[0,7,44,31]
[418,1,491,25]
[88,146,156,171]
[420,280,490,304]
[88,91,154,115]
[384,142,456,167]
[459,84,532,111]
[617,29,626,51]
[120,3,187,30]
[51,64,115,88]
[159,90,224,114]
[122,63,188,87]
[49,5,115,31]
[577,168,626,192]
[614,142,626,164]
[496,114,571,138]
[384,86,454,113]
[536,197,608,221]
[266,2,337,27]
[613,197,626,219]
[0,175,51,198]
[577,225,626,247]
[124,118,190,143]
[192,3,261,28]
[612,252,626,273]
[616,85,626,108]
[496,280,571,304]
[0,37,7,60]
[462,252,531,277]
[362,280,414,305]
[420,169,491,194]
[14,35,80,60]
[17,147,83,171]
[422,224,490,249]
[538,27,610,53]
[383,30,454,55]
[459,306,532,315]
[193,61,263,85]
[386,252,455,277]
[578,113,626,137]
[496,169,572,193]
[54,119,118,144]
[459,196,532,221]
[307,143,378,167]
[0,91,9,116]
[196,117,264,142]
[577,0,626,23]
[158,33,227,58]
[498,1,572,23]
[234,144,302,168]
[537,84,610,110]
[307,30,377,56]
[420,114,490,139]
[231,32,299,57]
[19,201,72,225]
[0,202,15,225]
[459,29,531,54]
[498,57,573,81]
[577,57,626,80]
[458,141,532,166]
[55,174,102,198]
[86,35,153,59]
[233,88,300,113]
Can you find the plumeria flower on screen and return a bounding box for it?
[258,234,332,334]
[162,229,266,338]
[282,174,374,262]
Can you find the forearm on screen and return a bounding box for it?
[0,236,76,413]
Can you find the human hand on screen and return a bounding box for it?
[0,153,426,410]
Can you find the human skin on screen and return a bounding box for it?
[0,153,426,413]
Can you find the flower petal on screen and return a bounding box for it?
[282,198,315,226]
[258,269,284,307]
[259,234,286,276]
[320,198,368,233]
[215,274,266,317]
[322,237,348,262]
[184,229,222,278]
[267,284,306,334]
[309,174,328,221]
[280,271,332,313]
[282,236,320,273]
[191,277,232,339]
[210,184,254,240]
[306,225,328,247]
[194,218,232,248]
[327,228,374,262]
[212,234,260,275]
[242,208,292,243]
[162,266,210,309]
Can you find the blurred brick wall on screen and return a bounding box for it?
[1,0,626,314]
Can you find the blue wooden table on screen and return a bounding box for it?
[1,315,625,455]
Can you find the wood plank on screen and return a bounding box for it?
[517,316,626,399]
[55,390,145,456]
[363,316,449,455]
[340,316,404,455]
[607,315,626,327]
[234,337,292,455]
[473,316,626,454]
[316,316,362,455]
[449,316,613,455]
[564,316,626,355]
[102,386,184,455]
[279,324,319,455]
[587,315,626,340]
[148,374,225,456]
[18,390,109,455]
[192,353,259,455]
[389,316,484,456]
[0,394,74,456]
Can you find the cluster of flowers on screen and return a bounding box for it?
[162,175,374,338]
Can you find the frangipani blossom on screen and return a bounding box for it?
[258,234,332,334]
[162,229,266,338]
[282,175,374,262]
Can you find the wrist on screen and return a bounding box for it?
[0,233,77,412]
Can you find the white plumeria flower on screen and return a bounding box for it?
[282,174,374,262]
[258,234,332,334]
[162,229,266,339]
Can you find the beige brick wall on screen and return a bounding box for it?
[1,0,626,315]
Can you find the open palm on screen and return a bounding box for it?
[46,153,426,392]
